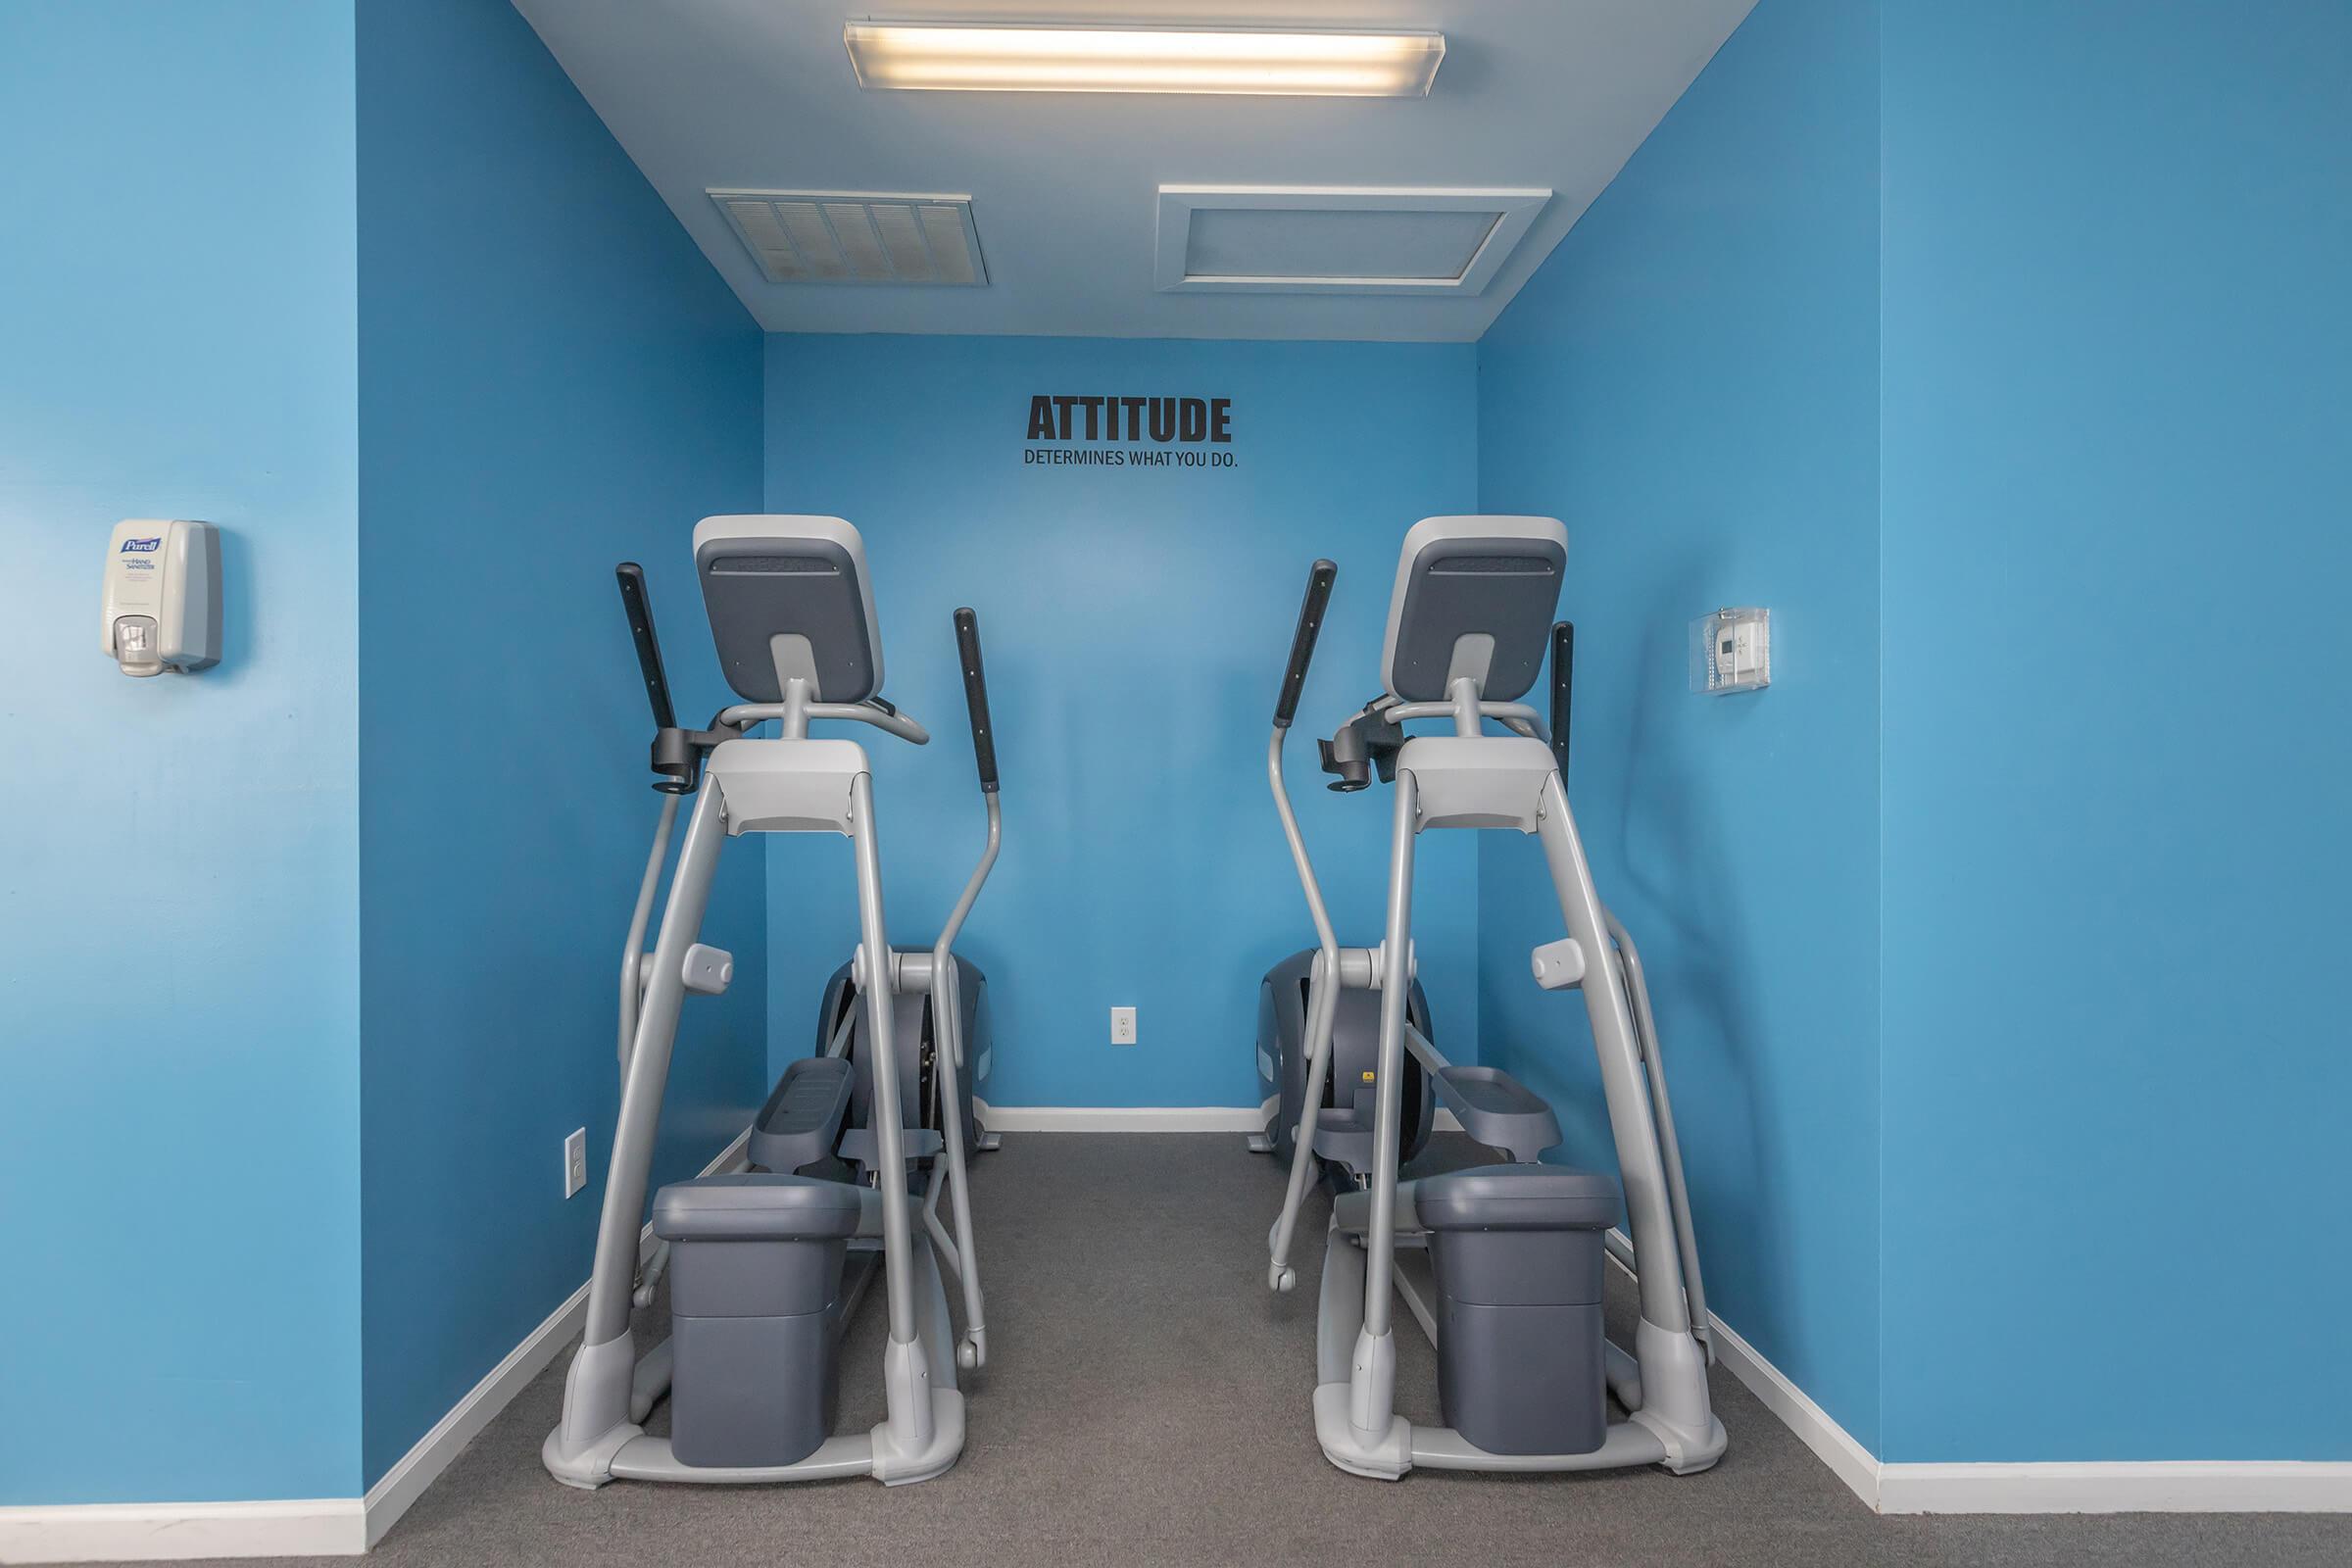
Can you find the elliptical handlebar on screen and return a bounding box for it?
[614,564,677,732]
[1262,558,1346,1296]
[933,603,1006,962]
[1549,619,1575,778]
[928,605,1004,1373]
[1264,561,1344,960]
[617,563,744,795]
[713,699,929,745]
[954,608,999,795]
[1273,560,1338,730]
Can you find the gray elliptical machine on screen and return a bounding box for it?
[1260,516,1725,1480]
[547,514,997,1490]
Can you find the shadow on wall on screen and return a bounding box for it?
[1480,547,1770,1324]
[1614,554,1767,1311]
[214,525,253,685]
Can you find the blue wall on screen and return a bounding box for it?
[760,335,1482,1108]
[1878,0,2352,1461]
[1474,0,1886,1447]
[9,0,2342,1510]
[355,0,765,1485]
[0,3,364,1502]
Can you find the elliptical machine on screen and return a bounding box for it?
[548,514,998,1491]
[1258,517,1724,1481]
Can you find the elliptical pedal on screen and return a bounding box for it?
[1432,1064,1563,1162]
[747,1055,855,1174]
[838,1125,945,1172]
[1309,1104,1380,1178]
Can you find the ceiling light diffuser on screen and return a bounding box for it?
[842,22,1446,97]
[1155,186,1550,295]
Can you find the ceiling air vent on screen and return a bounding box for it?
[710,190,987,285]
[1155,186,1549,296]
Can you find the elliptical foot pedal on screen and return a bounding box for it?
[749,1056,855,1173]
[1309,1105,1378,1177]
[1434,1065,1562,1161]
[837,1126,946,1171]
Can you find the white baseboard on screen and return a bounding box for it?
[1876,1461,2352,1515]
[0,1500,366,1564]
[12,1131,2342,1554]
[0,1132,753,1566]
[1703,1306,1884,1507]
[972,1103,1466,1136]
[976,1102,1264,1133]
[360,1280,586,1546]
[362,1127,750,1545]
[1605,1229,2349,1515]
[1599,1227,1880,1508]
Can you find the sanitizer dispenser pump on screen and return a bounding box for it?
[103,519,221,676]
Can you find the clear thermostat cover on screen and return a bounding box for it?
[1691,608,1770,694]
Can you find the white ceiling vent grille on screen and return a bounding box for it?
[710,190,987,286]
[1155,186,1549,296]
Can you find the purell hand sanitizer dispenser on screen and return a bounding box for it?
[103,519,221,676]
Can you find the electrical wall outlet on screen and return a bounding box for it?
[564,1127,588,1198]
[1109,1005,1138,1046]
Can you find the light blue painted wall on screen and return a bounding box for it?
[1878,0,2352,1461]
[0,2,364,1502]
[8,0,2339,1506]
[1474,0,1885,1448]
[760,335,1482,1107]
[354,0,765,1484]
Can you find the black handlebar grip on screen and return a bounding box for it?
[1273,560,1339,729]
[1548,619,1575,778]
[615,564,677,731]
[954,608,999,794]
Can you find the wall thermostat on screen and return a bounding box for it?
[103,518,221,676]
[1691,607,1769,694]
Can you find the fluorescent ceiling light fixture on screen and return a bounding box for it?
[843,21,1446,97]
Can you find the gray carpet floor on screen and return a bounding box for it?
[104,1133,2351,1566]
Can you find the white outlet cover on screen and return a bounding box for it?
[1110,1006,1138,1045]
[564,1128,588,1198]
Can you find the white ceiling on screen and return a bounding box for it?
[511,0,1757,342]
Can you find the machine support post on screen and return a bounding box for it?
[929,773,1000,1362]
[1345,768,1417,1446]
[582,779,727,1352]
[930,942,987,1363]
[1446,674,1484,737]
[1532,771,1686,1331]
[1532,769,1715,1456]
[1266,727,1340,952]
[1264,710,1349,1290]
[852,772,938,1457]
[777,676,812,740]
[1267,948,1340,1287]
[851,774,919,1347]
[1606,906,1714,1356]
[1360,770,1418,1344]
[619,793,681,1071]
